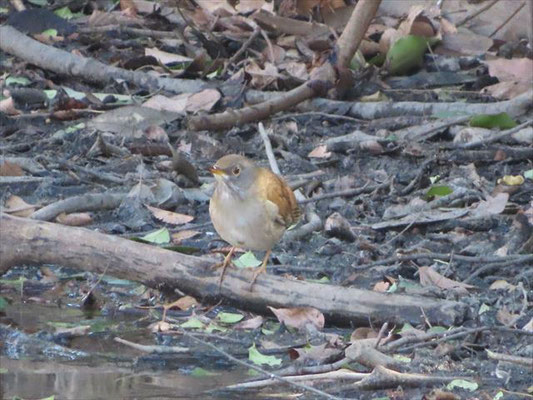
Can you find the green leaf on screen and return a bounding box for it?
[392,354,411,363]
[6,76,31,86]
[54,6,82,19]
[427,326,448,334]
[205,323,227,333]
[41,29,58,37]
[524,169,533,180]
[0,7,9,14]
[233,251,262,269]
[469,113,517,129]
[386,35,433,76]
[0,296,8,311]
[306,276,330,284]
[386,282,397,293]
[44,90,58,99]
[27,0,48,5]
[447,379,479,391]
[478,303,491,315]
[429,175,440,184]
[141,228,170,244]
[248,343,282,367]
[261,327,275,335]
[0,368,7,373]
[190,367,218,377]
[398,323,415,334]
[39,396,55,400]
[424,185,453,200]
[493,391,504,400]
[217,312,244,324]
[181,317,205,329]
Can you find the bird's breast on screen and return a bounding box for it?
[210,187,285,251]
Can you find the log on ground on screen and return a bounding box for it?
[0,214,469,326]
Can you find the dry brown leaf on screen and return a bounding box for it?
[485,58,533,83]
[0,161,25,176]
[471,193,509,218]
[489,280,517,291]
[173,295,198,310]
[373,281,390,292]
[172,230,201,244]
[288,343,340,363]
[283,62,309,81]
[439,28,492,56]
[185,89,221,114]
[246,62,280,89]
[496,307,516,326]
[4,195,36,217]
[262,44,286,64]
[397,5,437,37]
[145,204,194,225]
[0,97,20,115]
[144,125,168,142]
[419,266,474,291]
[268,306,324,330]
[235,315,264,330]
[55,212,93,226]
[350,327,378,341]
[308,144,331,158]
[143,94,190,114]
[481,81,530,100]
[149,320,171,332]
[120,0,138,17]
[145,47,192,65]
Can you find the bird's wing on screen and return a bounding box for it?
[256,168,301,228]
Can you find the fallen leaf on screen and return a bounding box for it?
[150,320,171,332]
[496,306,517,326]
[350,327,378,341]
[0,161,25,176]
[470,193,509,218]
[489,280,517,291]
[235,315,264,330]
[497,175,524,186]
[288,343,340,364]
[268,306,325,330]
[172,230,200,244]
[173,295,198,310]
[248,343,282,367]
[55,212,93,226]
[143,94,190,114]
[145,204,194,225]
[484,58,533,84]
[145,47,192,65]
[419,266,474,291]
[373,281,390,292]
[308,145,331,158]
[4,195,36,217]
[185,89,221,113]
[144,125,168,142]
[0,97,20,115]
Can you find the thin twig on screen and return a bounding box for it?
[489,1,526,37]
[222,27,260,76]
[179,329,342,400]
[355,253,533,270]
[453,119,533,149]
[114,337,189,353]
[298,181,388,204]
[258,122,281,175]
[456,0,500,27]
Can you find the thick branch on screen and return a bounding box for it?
[0,214,468,327]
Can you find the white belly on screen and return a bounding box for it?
[209,189,285,251]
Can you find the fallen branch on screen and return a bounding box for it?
[0,25,207,94]
[186,0,381,131]
[0,214,468,327]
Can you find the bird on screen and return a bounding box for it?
[209,154,301,287]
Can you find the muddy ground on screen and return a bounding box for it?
[1,2,533,400]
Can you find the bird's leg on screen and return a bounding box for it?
[250,249,271,289]
[213,246,236,287]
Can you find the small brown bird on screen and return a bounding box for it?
[209,154,300,287]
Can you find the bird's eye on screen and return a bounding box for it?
[232,166,241,176]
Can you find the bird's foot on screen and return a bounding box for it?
[213,247,236,288]
[249,249,271,290]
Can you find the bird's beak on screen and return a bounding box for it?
[209,166,226,176]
